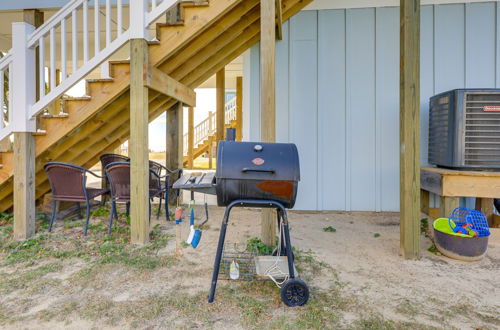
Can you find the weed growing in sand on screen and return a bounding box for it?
[323,226,336,232]
[0,262,62,294]
[373,233,381,238]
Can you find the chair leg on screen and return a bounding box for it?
[164,186,169,221]
[48,200,57,232]
[157,197,162,220]
[125,202,130,217]
[76,202,83,219]
[113,202,118,220]
[83,201,91,236]
[107,201,116,234]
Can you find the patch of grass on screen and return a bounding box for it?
[0,262,62,294]
[374,233,381,238]
[420,218,429,233]
[90,205,110,217]
[246,237,277,255]
[323,226,336,232]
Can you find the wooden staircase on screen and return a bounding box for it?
[0,0,312,211]
[182,96,238,167]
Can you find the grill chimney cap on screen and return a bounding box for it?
[254,144,263,152]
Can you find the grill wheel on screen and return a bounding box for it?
[280,278,309,307]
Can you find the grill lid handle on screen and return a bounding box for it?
[241,167,275,174]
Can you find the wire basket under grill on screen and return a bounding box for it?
[218,243,260,281]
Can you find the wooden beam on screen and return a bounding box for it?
[166,102,183,204]
[144,65,196,107]
[129,38,149,245]
[275,0,283,40]
[440,196,459,219]
[216,68,225,142]
[187,106,194,169]
[260,0,277,247]
[236,76,243,141]
[400,0,421,259]
[13,133,35,240]
[475,198,494,227]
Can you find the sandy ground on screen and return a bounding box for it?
[1,206,499,329]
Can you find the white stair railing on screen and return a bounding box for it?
[183,96,238,156]
[0,0,178,143]
[224,97,236,125]
[0,51,13,141]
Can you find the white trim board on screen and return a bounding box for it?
[304,0,498,10]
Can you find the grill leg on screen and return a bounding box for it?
[208,204,233,303]
[280,208,295,279]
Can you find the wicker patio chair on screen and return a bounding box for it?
[44,162,108,235]
[99,153,130,205]
[105,162,164,234]
[149,160,182,220]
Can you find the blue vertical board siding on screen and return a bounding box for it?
[289,11,318,210]
[420,6,434,166]
[465,2,496,88]
[375,7,400,212]
[346,9,376,211]
[434,4,466,93]
[245,3,500,211]
[249,43,261,141]
[276,21,290,143]
[318,10,346,210]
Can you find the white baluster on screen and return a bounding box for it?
[83,0,89,63]
[39,37,45,97]
[130,0,147,39]
[61,17,67,80]
[11,22,36,132]
[94,0,100,55]
[117,0,122,36]
[105,0,111,46]
[8,63,13,124]
[0,69,4,129]
[152,0,157,9]
[49,27,56,90]
[72,9,78,73]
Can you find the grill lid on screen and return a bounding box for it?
[216,141,300,181]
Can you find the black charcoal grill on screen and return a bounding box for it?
[173,141,309,306]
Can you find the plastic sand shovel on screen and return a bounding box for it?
[191,199,209,248]
[186,198,195,245]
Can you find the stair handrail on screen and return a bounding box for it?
[224,96,236,125]
[0,0,178,142]
[183,95,237,155]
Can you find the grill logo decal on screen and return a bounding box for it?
[252,158,265,166]
[483,106,500,112]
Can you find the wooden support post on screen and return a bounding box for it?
[400,0,421,259]
[188,107,194,169]
[208,136,214,169]
[275,0,283,40]
[420,189,430,216]
[236,76,243,141]
[475,198,494,227]
[216,68,225,142]
[13,133,35,240]
[260,0,277,247]
[129,38,149,245]
[166,102,183,205]
[440,196,459,219]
